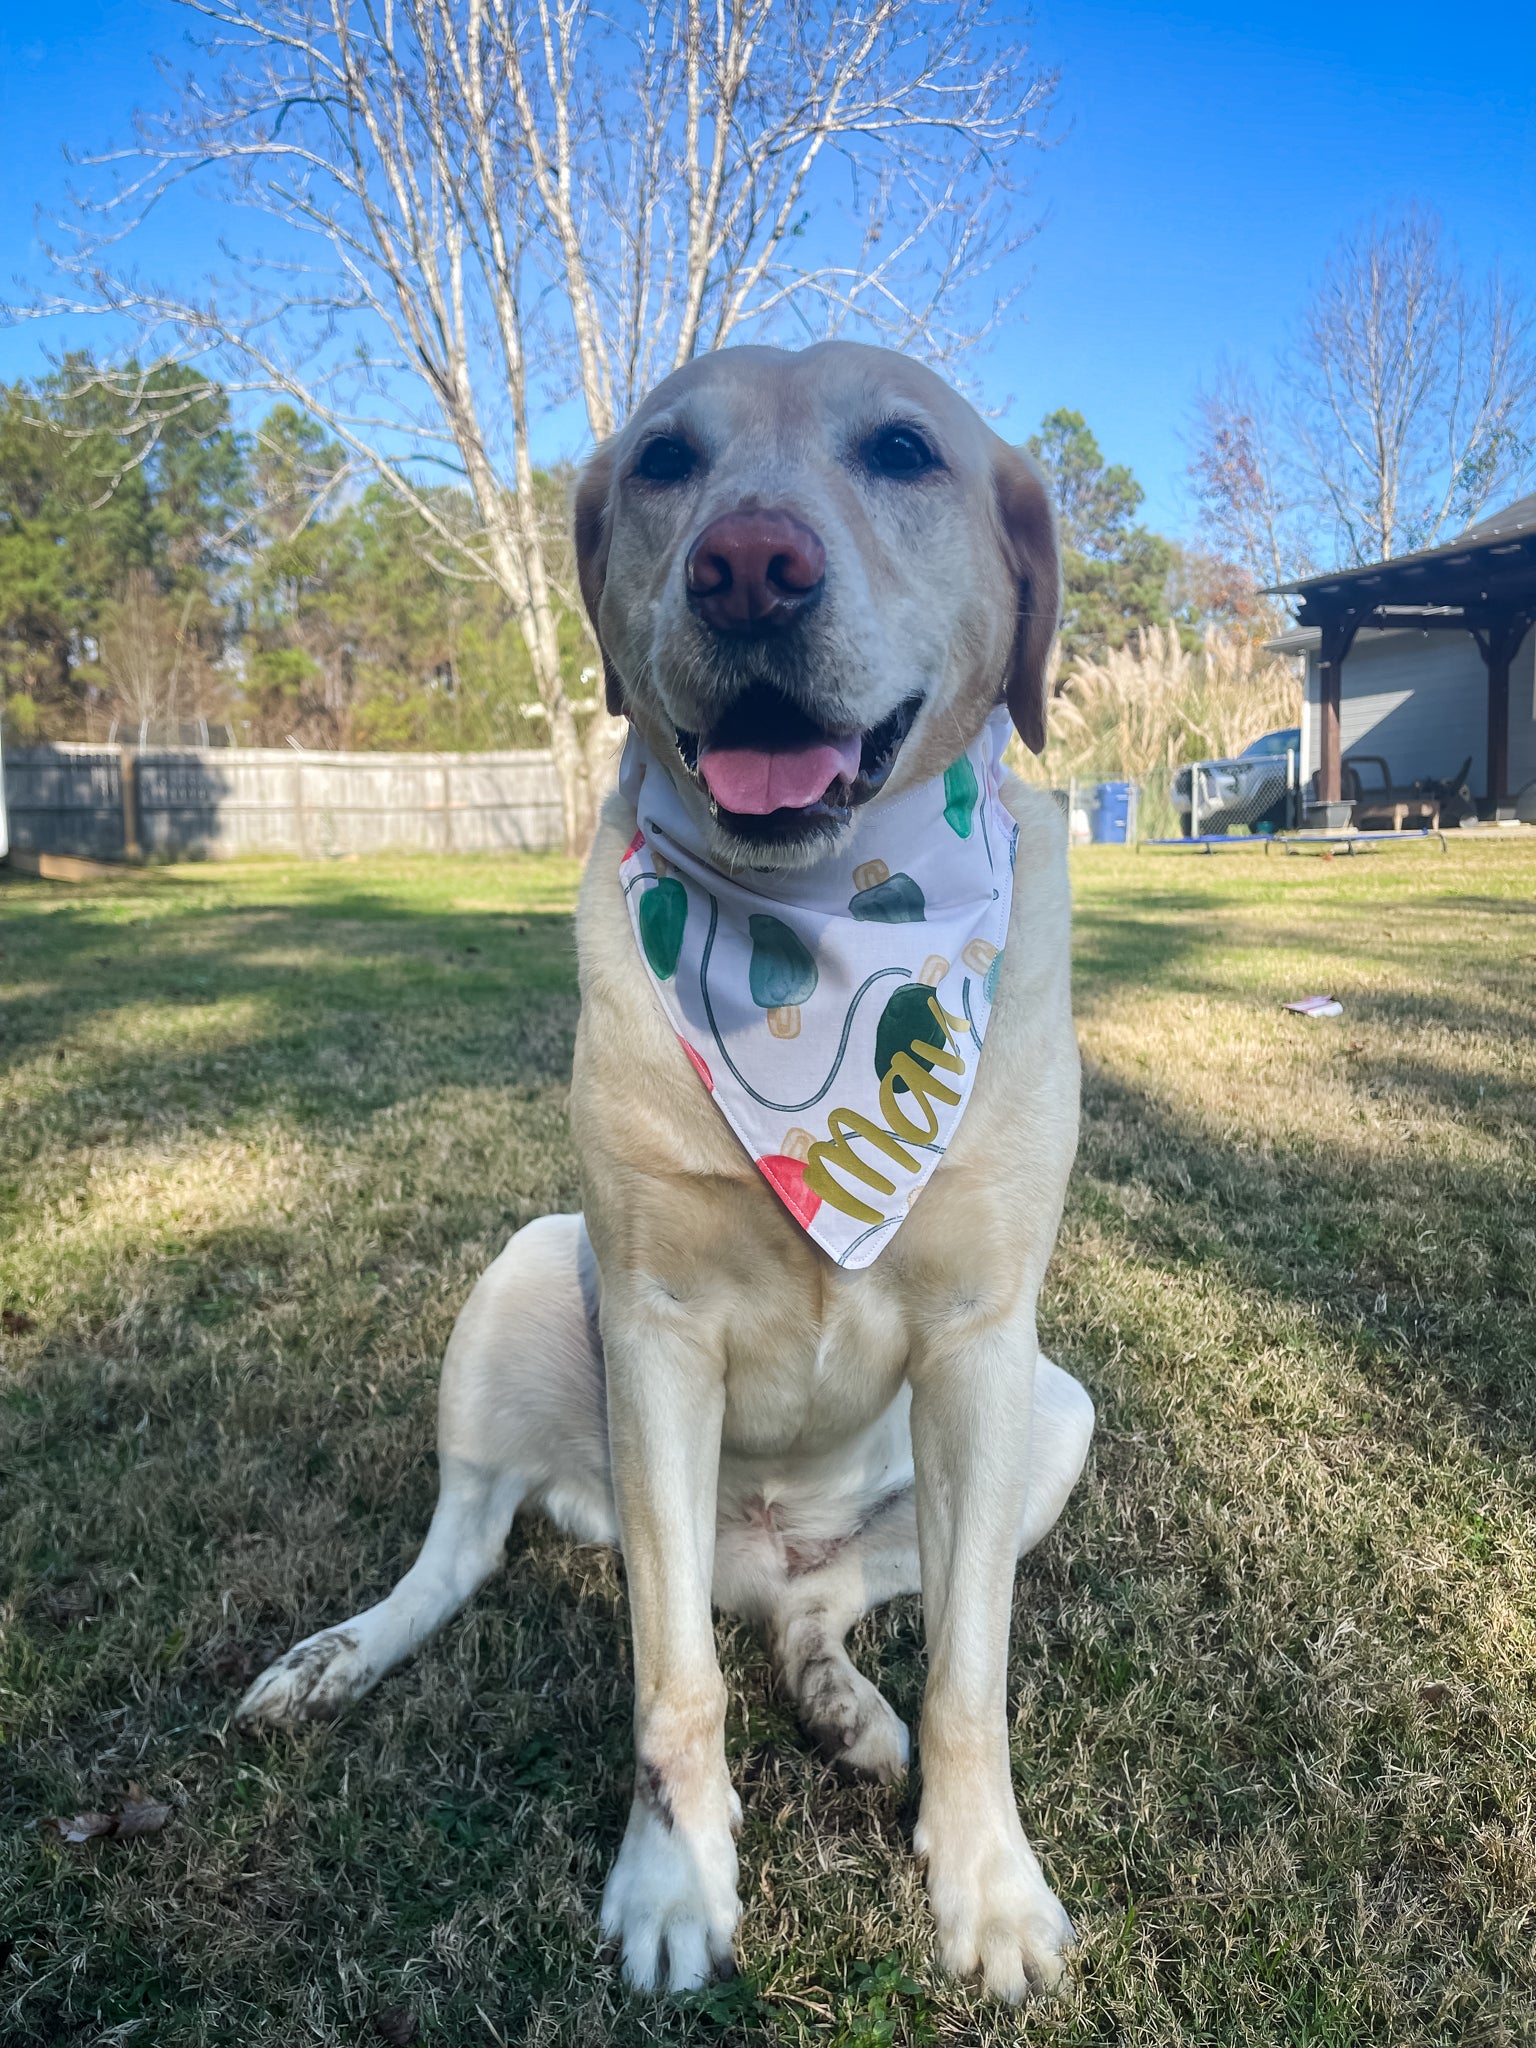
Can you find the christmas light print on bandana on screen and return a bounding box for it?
[619,706,1017,1268]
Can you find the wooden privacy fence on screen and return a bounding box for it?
[2,743,565,862]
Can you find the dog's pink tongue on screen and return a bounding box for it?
[698,735,861,814]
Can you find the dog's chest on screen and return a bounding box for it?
[575,780,1077,1459]
[716,1252,913,1456]
[704,1148,1025,1457]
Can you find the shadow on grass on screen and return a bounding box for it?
[1071,1058,1535,1449]
[1069,889,1221,1000]
[0,889,581,1150]
[4,859,1534,2042]
[1436,892,1536,918]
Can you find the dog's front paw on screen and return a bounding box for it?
[914,1799,1075,2003]
[236,1626,373,1726]
[600,1782,741,1993]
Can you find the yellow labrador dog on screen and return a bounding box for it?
[240,342,1093,2003]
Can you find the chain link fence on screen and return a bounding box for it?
[1043,778,1138,843]
[1042,749,1304,845]
[1171,746,1301,839]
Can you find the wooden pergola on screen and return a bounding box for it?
[1269,495,1536,816]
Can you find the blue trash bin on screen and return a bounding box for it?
[1090,780,1137,844]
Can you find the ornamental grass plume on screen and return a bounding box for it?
[1012,623,1300,832]
[1183,624,1301,763]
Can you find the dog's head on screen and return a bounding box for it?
[575,341,1058,868]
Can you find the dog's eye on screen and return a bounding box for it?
[863,425,940,479]
[634,436,697,484]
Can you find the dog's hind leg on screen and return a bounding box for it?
[236,1452,528,1725]
[770,1487,922,1784]
[238,1214,614,1727]
[765,1357,1094,1784]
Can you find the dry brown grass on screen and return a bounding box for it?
[2,842,1533,2045]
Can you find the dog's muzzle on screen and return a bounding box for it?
[674,683,924,852]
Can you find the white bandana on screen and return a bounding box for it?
[618,708,1018,1268]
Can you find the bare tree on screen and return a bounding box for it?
[1288,210,1536,563]
[98,568,203,733]
[1187,364,1305,594]
[19,0,1054,853]
[1188,212,1536,584]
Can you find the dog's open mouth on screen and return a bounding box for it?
[675,684,922,847]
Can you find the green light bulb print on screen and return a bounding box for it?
[639,876,688,979]
[847,857,926,923]
[748,913,818,1039]
[943,754,979,837]
[874,979,947,1095]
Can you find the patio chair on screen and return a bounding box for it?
[1347,754,1478,831]
[1339,755,1442,831]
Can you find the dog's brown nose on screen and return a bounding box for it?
[685,510,826,632]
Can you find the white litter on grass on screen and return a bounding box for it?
[1283,995,1343,1018]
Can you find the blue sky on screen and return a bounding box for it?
[2,0,1532,537]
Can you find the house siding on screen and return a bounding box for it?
[1302,628,1536,800]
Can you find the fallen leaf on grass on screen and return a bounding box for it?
[2,1309,36,1336]
[373,2006,418,2045]
[112,1790,173,1837]
[46,1786,172,1844]
[51,1811,116,1845]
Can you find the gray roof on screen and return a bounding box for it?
[1460,492,1536,544]
[1266,489,1536,599]
[1264,626,1321,655]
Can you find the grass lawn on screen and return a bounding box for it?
[2,838,1534,2046]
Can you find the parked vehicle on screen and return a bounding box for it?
[1171,726,1300,837]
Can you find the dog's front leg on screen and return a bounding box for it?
[909,1313,1076,2002]
[598,1291,740,1993]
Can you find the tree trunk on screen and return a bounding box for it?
[471,470,594,857]
[520,536,593,859]
[546,691,591,858]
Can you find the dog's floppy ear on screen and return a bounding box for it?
[992,443,1060,756]
[573,437,624,717]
